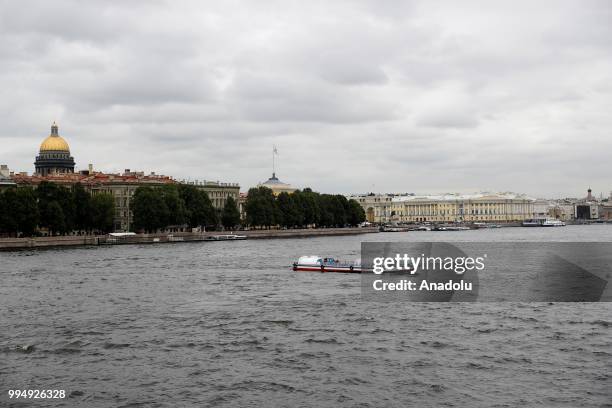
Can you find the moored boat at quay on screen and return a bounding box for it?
[542,219,566,227]
[473,222,502,229]
[204,234,248,241]
[432,225,471,231]
[379,224,431,232]
[522,218,566,227]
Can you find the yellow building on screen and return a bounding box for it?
[257,173,296,196]
[351,193,535,223]
[349,194,395,223]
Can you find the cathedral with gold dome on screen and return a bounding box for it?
[34,122,75,176]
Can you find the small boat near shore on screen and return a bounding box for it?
[522,218,566,227]
[473,222,502,229]
[293,256,366,273]
[205,234,248,241]
[432,225,471,231]
[542,219,566,227]
[379,225,431,232]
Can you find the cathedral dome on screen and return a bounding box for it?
[34,122,75,176]
[39,122,70,152]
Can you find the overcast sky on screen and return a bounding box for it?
[1,1,610,198]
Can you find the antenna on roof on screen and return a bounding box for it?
[272,145,278,177]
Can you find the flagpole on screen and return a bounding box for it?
[272,145,275,176]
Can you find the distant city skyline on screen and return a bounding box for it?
[1,1,611,197]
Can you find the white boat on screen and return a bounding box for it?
[205,234,248,241]
[522,218,565,227]
[293,256,365,273]
[292,256,413,274]
[474,222,501,229]
[542,219,566,227]
[433,225,470,231]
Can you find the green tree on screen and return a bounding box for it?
[73,183,92,232]
[318,194,335,227]
[45,201,66,235]
[15,188,39,236]
[203,194,219,230]
[0,189,19,235]
[178,185,217,229]
[0,190,15,234]
[245,186,277,228]
[277,192,302,228]
[131,187,169,232]
[221,196,241,229]
[56,186,76,233]
[37,181,74,234]
[0,188,39,236]
[332,195,349,226]
[161,185,187,226]
[245,187,265,227]
[90,193,115,233]
[347,199,366,226]
[299,188,320,227]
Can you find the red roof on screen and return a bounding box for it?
[11,172,177,186]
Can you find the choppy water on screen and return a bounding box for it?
[1,225,611,407]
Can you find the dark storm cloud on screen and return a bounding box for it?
[0,0,611,197]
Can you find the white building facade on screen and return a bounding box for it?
[351,193,535,224]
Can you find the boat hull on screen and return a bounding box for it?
[293,264,363,273]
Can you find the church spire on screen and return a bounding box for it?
[51,121,59,136]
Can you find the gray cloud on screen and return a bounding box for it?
[0,0,611,198]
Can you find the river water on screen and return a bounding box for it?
[1,225,611,407]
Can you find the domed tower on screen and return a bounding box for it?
[34,122,75,176]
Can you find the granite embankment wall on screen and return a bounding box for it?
[241,227,379,239]
[0,235,100,250]
[0,227,379,250]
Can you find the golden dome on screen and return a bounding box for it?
[40,135,70,152]
[39,122,70,152]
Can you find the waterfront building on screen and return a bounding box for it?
[12,170,177,231]
[575,204,600,220]
[180,179,241,210]
[257,173,296,196]
[9,121,241,232]
[34,122,75,176]
[350,192,535,223]
[600,203,612,221]
[532,199,552,219]
[238,192,248,221]
[0,165,16,190]
[603,191,612,221]
[574,188,600,220]
[12,170,240,232]
[548,201,574,221]
[350,194,395,223]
